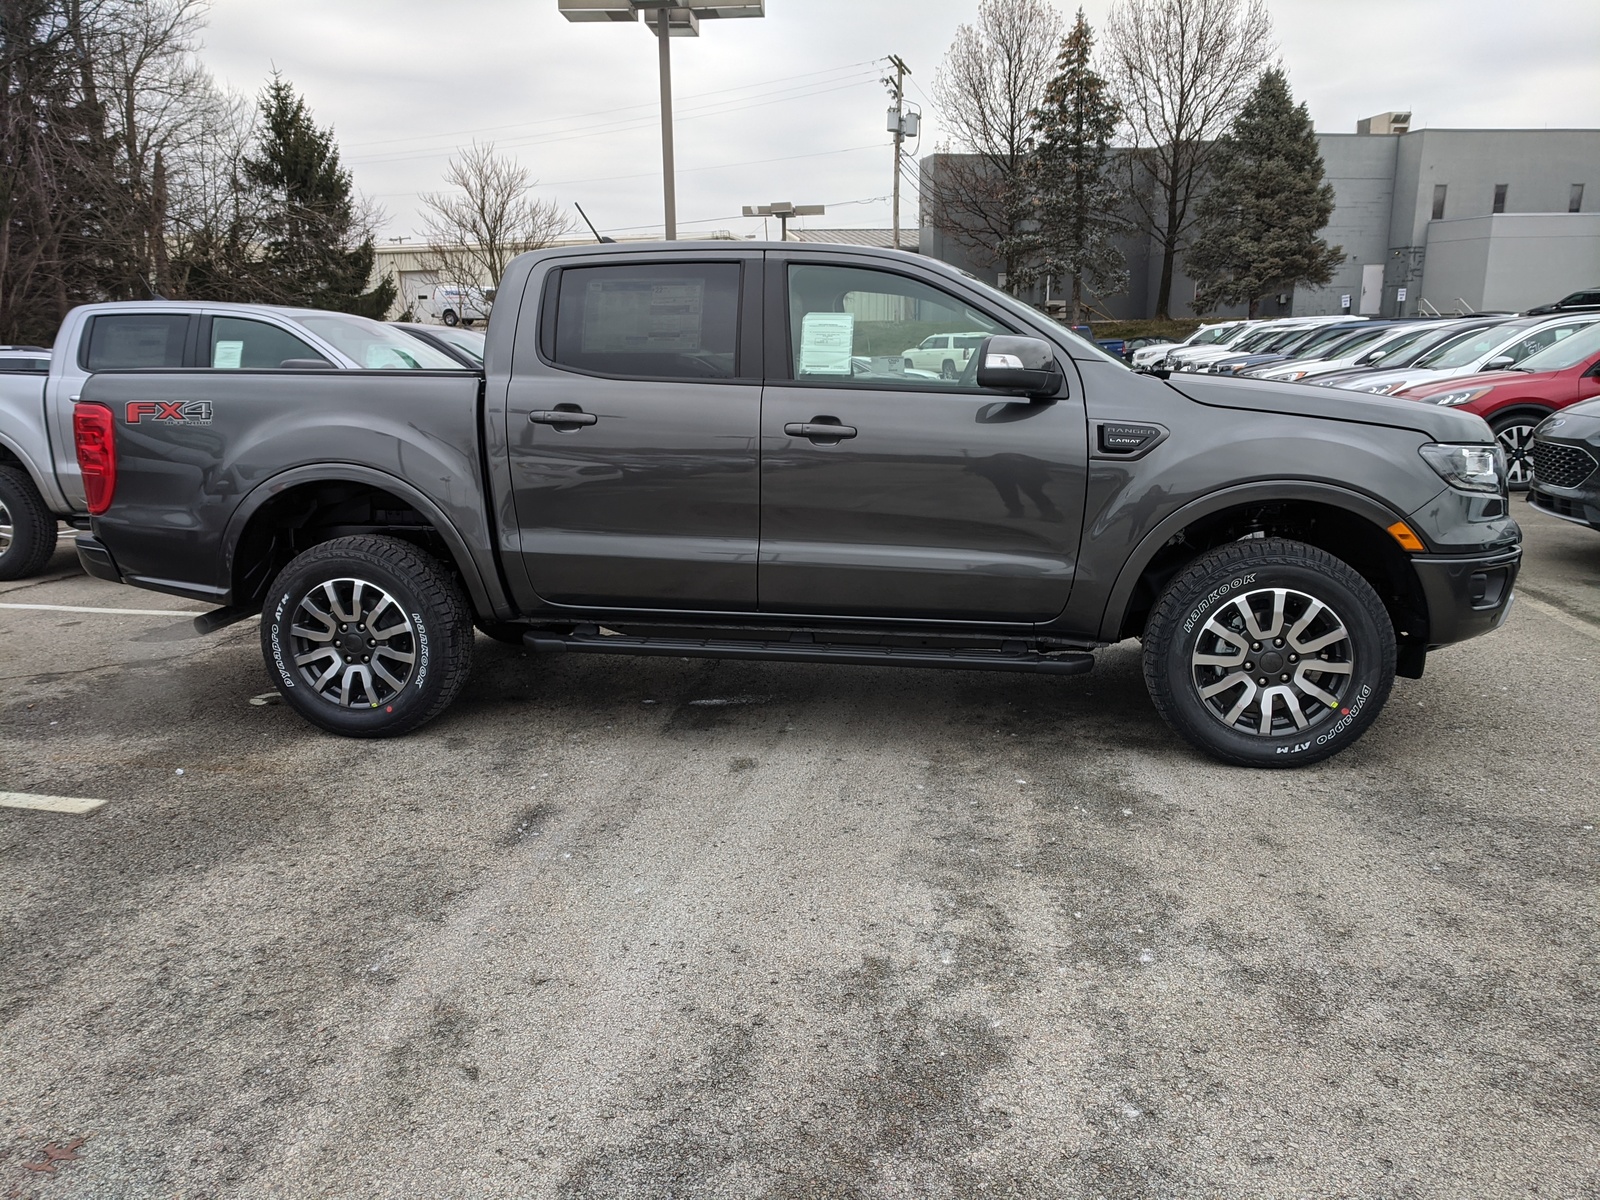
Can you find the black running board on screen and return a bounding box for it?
[524,631,1094,675]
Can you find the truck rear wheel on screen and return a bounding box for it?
[0,465,60,580]
[1142,539,1396,768]
[260,535,474,737]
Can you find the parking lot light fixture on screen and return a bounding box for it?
[557,1,766,241]
[741,201,825,241]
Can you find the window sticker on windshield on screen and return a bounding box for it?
[582,278,705,354]
[799,312,854,376]
[213,340,243,369]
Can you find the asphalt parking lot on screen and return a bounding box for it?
[1,506,1596,1200]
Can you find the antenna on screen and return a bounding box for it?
[574,202,615,244]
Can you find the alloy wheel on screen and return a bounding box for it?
[1495,422,1536,487]
[0,498,12,555]
[1190,586,1356,737]
[289,577,417,708]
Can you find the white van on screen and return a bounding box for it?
[414,285,495,327]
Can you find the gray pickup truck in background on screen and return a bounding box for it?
[0,301,462,579]
[73,243,1521,766]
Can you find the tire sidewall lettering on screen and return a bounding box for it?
[1183,572,1257,636]
[269,590,295,689]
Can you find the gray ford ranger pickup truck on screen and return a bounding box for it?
[73,243,1520,767]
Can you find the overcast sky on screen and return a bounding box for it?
[197,0,1600,242]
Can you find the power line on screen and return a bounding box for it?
[348,72,881,166]
[344,60,880,151]
[370,142,885,200]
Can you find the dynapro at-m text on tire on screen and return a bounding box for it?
[260,534,474,737]
[0,465,61,580]
[1142,538,1396,768]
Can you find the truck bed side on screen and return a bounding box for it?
[76,369,500,612]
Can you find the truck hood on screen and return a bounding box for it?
[1163,371,1494,442]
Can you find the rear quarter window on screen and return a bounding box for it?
[83,314,188,370]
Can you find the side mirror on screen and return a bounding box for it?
[974,335,1063,399]
[1484,355,1515,370]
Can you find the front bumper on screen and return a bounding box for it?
[1530,486,1600,530]
[1411,546,1521,648]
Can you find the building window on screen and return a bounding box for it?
[1572,184,1586,213]
[1492,183,1508,214]
[1432,184,1447,220]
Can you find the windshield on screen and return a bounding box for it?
[1417,322,1534,369]
[1515,322,1600,372]
[1354,325,1434,364]
[1308,327,1387,360]
[298,314,465,369]
[425,326,486,365]
[1189,324,1237,346]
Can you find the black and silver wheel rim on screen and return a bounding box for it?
[289,578,417,708]
[1191,586,1356,737]
[1496,422,1535,487]
[941,361,957,379]
[0,498,12,555]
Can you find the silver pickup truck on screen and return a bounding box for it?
[0,301,463,578]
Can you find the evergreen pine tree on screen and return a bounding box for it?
[1186,67,1343,315]
[1017,8,1126,322]
[243,75,393,316]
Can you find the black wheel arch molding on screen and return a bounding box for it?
[220,463,514,623]
[1077,479,1428,646]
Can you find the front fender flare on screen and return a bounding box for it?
[1094,480,1411,644]
[222,463,512,621]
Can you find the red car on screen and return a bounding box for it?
[1397,320,1600,487]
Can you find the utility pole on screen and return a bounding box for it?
[884,55,917,252]
[887,56,909,251]
[656,8,676,239]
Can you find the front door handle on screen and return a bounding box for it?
[785,420,857,442]
[529,408,597,428]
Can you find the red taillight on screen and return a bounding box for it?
[74,403,117,515]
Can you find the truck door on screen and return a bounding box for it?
[504,254,762,611]
[758,258,1087,623]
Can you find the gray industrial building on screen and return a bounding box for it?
[917,115,1600,321]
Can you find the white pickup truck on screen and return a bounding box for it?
[0,301,464,579]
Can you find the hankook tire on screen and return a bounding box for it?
[1142,538,1396,768]
[260,535,473,737]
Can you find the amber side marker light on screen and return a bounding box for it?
[1387,521,1426,552]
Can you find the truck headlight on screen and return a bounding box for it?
[1429,386,1493,408]
[1419,443,1506,494]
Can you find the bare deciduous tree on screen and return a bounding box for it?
[1104,0,1274,317]
[923,0,1061,291]
[419,143,572,306]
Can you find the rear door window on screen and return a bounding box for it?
[83,314,189,370]
[552,262,741,379]
[208,317,323,368]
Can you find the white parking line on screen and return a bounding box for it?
[0,791,107,814]
[0,602,207,617]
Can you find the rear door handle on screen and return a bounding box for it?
[785,421,857,441]
[529,409,597,427]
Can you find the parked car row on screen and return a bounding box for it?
[1129,311,1600,490]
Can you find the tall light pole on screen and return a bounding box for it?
[558,2,766,241]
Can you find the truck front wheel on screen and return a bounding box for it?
[0,465,60,580]
[260,535,474,737]
[1142,539,1396,767]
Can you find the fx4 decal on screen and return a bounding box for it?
[126,400,213,425]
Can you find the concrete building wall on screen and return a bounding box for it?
[1421,213,1600,313]
[1292,134,1398,316]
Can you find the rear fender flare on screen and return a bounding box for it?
[222,463,510,621]
[1096,480,1411,643]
